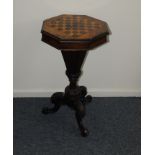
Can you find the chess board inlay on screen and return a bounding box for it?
[42,14,109,40]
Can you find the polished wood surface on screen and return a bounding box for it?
[41,14,110,50]
[42,14,109,41]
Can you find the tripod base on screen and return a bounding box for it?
[42,86,92,137]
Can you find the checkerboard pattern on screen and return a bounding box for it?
[42,15,108,40]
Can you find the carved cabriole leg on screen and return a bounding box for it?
[75,101,89,137]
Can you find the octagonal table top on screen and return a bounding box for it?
[41,14,110,50]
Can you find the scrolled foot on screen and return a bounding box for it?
[84,95,92,104]
[80,127,89,137]
[75,103,89,137]
[51,92,64,105]
[42,104,60,115]
[42,92,64,115]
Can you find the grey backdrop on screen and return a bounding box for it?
[13,0,141,97]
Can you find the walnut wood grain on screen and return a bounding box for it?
[41,14,110,50]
